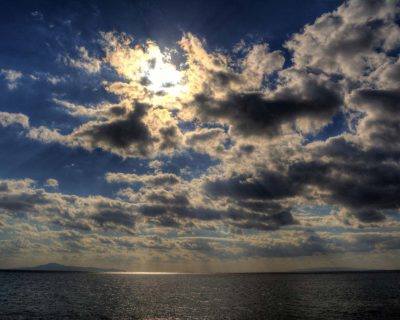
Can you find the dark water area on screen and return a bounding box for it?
[1,271,400,319]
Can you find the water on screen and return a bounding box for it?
[0,271,400,319]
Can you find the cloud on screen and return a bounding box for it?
[44,179,59,188]
[26,125,66,145]
[61,47,101,74]
[230,210,297,231]
[240,232,329,258]
[2,0,400,269]
[106,172,181,186]
[179,32,342,138]
[190,78,342,137]
[285,0,400,79]
[10,0,400,227]
[0,69,23,90]
[0,178,139,234]
[0,112,29,128]
[204,171,297,200]
[91,209,136,228]
[71,102,153,157]
[24,100,182,158]
[241,43,285,89]
[183,127,227,155]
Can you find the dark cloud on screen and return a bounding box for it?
[204,133,400,225]
[227,205,296,231]
[174,206,222,220]
[350,209,386,223]
[350,89,400,115]
[234,200,283,213]
[287,142,400,220]
[270,210,296,226]
[0,191,49,217]
[91,209,136,228]
[192,81,342,136]
[204,171,297,200]
[75,102,153,156]
[238,144,255,154]
[349,88,400,149]
[158,125,181,151]
[210,70,241,88]
[156,215,181,227]
[108,105,127,116]
[327,164,400,211]
[139,204,168,217]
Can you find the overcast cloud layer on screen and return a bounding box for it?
[1,0,400,272]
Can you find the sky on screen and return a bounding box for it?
[0,0,400,272]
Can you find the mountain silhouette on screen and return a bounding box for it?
[19,263,123,272]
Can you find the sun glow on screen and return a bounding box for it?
[146,58,181,92]
[140,45,185,97]
[104,35,188,104]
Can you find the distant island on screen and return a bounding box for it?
[2,263,398,274]
[13,263,123,272]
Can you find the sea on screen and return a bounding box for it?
[0,271,399,319]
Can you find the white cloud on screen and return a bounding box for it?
[0,111,29,128]
[1,69,23,90]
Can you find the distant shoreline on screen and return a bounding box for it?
[1,269,399,274]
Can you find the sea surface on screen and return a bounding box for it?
[0,271,400,319]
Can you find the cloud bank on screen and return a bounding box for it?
[1,0,400,271]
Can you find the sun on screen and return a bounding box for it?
[104,38,188,105]
[146,58,181,92]
[140,45,185,96]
